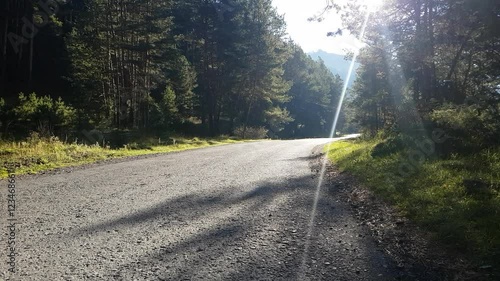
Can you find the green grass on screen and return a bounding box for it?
[325,139,500,265]
[0,136,247,178]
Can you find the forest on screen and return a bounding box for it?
[341,0,500,150]
[1,0,500,276]
[0,0,346,143]
[326,0,500,268]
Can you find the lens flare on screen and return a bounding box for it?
[298,7,372,279]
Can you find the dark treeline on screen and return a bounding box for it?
[0,0,345,141]
[340,0,500,153]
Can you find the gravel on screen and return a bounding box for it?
[2,138,401,280]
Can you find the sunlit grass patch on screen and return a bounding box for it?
[0,135,246,178]
[326,139,500,265]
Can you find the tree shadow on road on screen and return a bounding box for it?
[68,157,399,280]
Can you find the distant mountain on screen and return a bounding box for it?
[308,50,359,88]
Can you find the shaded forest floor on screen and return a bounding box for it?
[0,135,248,178]
[325,140,500,280]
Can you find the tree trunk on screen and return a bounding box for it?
[242,98,253,139]
[446,30,473,81]
[28,14,34,88]
[1,12,8,89]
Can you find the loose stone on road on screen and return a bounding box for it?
[2,138,400,280]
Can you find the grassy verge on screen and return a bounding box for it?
[0,136,247,178]
[325,139,500,265]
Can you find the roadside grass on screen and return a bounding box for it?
[325,139,500,265]
[0,136,246,178]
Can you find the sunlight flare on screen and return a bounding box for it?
[298,7,372,278]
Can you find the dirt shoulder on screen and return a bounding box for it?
[316,149,498,281]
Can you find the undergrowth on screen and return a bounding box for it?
[326,139,500,266]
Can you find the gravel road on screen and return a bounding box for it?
[1,138,401,280]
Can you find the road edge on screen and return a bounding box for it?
[320,143,496,281]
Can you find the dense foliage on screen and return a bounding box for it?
[330,0,500,265]
[0,0,345,140]
[339,0,500,153]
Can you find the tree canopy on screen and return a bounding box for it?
[0,0,345,140]
[338,0,500,152]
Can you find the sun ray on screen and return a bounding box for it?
[298,7,372,279]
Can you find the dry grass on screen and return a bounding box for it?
[0,135,244,178]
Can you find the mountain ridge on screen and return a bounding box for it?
[308,50,359,88]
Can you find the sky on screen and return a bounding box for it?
[272,0,362,55]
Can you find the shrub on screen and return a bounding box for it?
[431,103,500,153]
[234,126,268,139]
[13,93,76,137]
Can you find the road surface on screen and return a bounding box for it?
[2,138,399,280]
